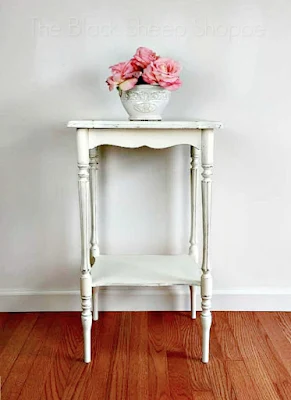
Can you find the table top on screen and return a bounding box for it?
[67,120,222,130]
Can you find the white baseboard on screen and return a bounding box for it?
[0,287,291,312]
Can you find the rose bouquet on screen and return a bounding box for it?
[106,47,182,92]
[106,47,182,120]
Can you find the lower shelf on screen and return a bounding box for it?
[91,255,201,287]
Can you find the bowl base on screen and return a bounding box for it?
[129,118,162,121]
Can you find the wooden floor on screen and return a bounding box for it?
[0,312,291,400]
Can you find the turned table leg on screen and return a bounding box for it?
[89,147,100,263]
[89,147,100,321]
[189,146,200,319]
[201,129,214,363]
[77,128,92,363]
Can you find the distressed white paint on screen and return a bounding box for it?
[89,147,100,260]
[68,121,222,149]
[91,255,201,286]
[200,129,214,363]
[189,146,200,259]
[67,120,222,129]
[80,272,92,362]
[77,128,92,363]
[72,122,219,363]
[88,129,202,149]
[189,146,199,320]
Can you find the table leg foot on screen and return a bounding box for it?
[201,313,212,363]
[81,273,92,363]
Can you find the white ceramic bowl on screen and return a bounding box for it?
[120,84,171,121]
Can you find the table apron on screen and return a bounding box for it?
[88,128,202,149]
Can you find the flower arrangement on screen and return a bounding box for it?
[106,47,182,93]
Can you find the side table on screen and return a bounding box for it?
[67,120,222,363]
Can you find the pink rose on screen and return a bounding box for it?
[110,61,140,79]
[106,61,141,91]
[106,75,138,91]
[131,47,158,69]
[142,58,182,91]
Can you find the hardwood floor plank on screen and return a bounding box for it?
[105,312,132,400]
[164,312,194,400]
[212,312,242,361]
[225,360,261,400]
[184,314,212,393]
[226,312,256,359]
[277,312,291,345]
[0,313,23,356]
[57,355,91,400]
[18,314,66,400]
[284,360,291,375]
[41,313,84,400]
[0,313,39,384]
[257,312,291,360]
[82,312,123,400]
[227,312,291,399]
[128,312,149,400]
[2,313,54,400]
[187,313,243,400]
[59,312,124,400]
[0,312,9,330]
[243,360,282,400]
[148,312,171,400]
[257,311,291,383]
[204,360,237,400]
[247,312,291,399]
[192,392,215,400]
[183,312,202,360]
[184,312,236,398]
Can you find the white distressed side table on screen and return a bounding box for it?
[67,120,222,364]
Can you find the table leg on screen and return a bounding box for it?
[201,129,214,363]
[89,147,100,321]
[89,147,100,264]
[189,146,199,259]
[189,146,200,319]
[77,128,92,363]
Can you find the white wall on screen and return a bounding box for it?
[1,0,291,311]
